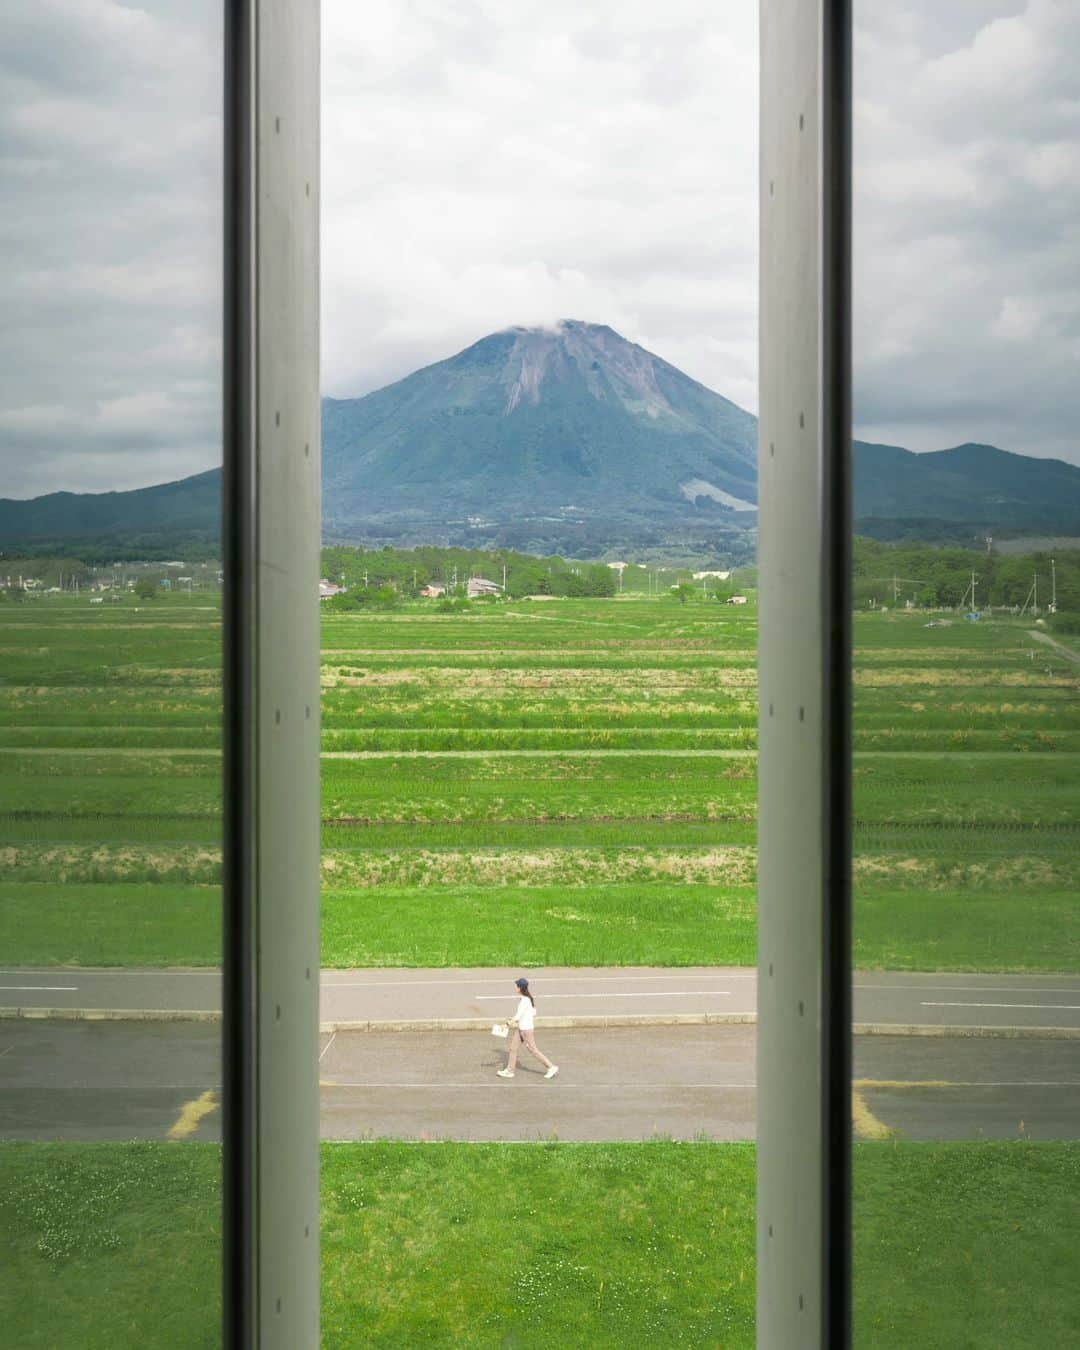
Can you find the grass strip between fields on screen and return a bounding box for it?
[2,880,1078,972]
[1,1141,1077,1348]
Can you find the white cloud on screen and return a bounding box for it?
[0,0,221,498]
[321,0,759,404]
[853,0,1080,460]
[2,0,1077,500]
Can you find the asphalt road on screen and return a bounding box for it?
[4,966,1080,1033]
[3,1020,1078,1144]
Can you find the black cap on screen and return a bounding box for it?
[515,978,529,990]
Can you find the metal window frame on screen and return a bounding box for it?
[220,1,850,1344]
[223,2,321,1345]
[758,3,852,1346]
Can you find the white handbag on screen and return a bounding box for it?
[491,1022,509,1038]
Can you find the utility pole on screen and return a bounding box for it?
[971,571,976,613]
[1033,570,1038,616]
[1051,558,1057,611]
[892,575,898,604]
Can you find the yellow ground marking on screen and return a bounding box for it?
[167,1089,218,1140]
[852,1078,962,1141]
[851,1087,892,1140]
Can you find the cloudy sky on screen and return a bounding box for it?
[1,0,1077,498]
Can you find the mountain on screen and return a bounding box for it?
[321,321,759,545]
[3,321,1079,554]
[853,441,1080,536]
[0,468,222,558]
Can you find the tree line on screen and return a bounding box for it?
[320,544,616,606]
[852,538,1079,619]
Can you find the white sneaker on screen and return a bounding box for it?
[544,1065,559,1079]
[496,1068,515,1078]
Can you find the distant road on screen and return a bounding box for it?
[2,966,1079,1034]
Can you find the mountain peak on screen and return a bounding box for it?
[321,321,760,538]
[5,322,1079,554]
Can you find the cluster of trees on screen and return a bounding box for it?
[320,545,616,599]
[852,539,1080,615]
[323,583,403,613]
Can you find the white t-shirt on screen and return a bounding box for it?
[515,995,536,1031]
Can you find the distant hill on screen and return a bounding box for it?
[853,441,1080,538]
[3,322,1078,554]
[0,469,221,559]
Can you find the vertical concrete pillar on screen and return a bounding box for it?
[223,1,321,1345]
[757,3,851,1346]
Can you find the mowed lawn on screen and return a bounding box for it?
[2,1140,1078,1349]
[0,595,1078,971]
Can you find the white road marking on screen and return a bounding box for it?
[859,984,1080,994]
[0,985,78,992]
[863,1081,1080,1088]
[321,1081,757,1090]
[921,1001,1080,1011]
[474,991,733,1001]
[319,1031,337,1063]
[323,974,749,988]
[319,1078,1080,1092]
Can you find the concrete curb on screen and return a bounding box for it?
[853,1022,1080,1041]
[5,1007,1079,1041]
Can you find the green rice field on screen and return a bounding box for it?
[0,591,1077,971]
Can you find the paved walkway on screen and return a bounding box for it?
[4,1021,1079,1144]
[3,966,1080,1035]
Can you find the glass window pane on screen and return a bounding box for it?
[852,4,1080,1343]
[319,2,759,1342]
[0,3,223,1342]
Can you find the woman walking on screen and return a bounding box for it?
[497,977,559,1079]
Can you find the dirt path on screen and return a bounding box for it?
[1030,629,1080,665]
